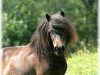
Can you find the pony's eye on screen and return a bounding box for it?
[52,26,64,32]
[61,36,65,39]
[52,25,60,29]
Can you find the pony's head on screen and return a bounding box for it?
[45,11,76,56]
[31,11,76,56]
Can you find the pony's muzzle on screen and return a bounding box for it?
[54,46,65,56]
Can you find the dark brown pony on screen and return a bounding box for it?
[2,11,76,75]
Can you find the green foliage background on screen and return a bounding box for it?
[3,0,97,74]
[3,0,97,52]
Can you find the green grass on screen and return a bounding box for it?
[65,52,97,75]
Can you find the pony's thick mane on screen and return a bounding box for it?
[30,18,54,62]
[30,13,76,63]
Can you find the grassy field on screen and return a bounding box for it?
[65,52,97,75]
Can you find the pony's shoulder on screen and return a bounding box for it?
[2,45,27,56]
[2,44,32,56]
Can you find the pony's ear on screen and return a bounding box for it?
[46,14,51,21]
[60,11,65,17]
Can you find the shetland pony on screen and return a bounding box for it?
[2,11,76,75]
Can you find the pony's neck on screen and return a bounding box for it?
[30,32,65,66]
[30,31,54,59]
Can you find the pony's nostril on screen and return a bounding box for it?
[54,46,65,51]
[61,46,65,51]
[54,46,65,55]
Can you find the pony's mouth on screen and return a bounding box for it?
[54,46,65,56]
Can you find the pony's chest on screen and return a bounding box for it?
[35,60,50,75]
[35,60,67,75]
